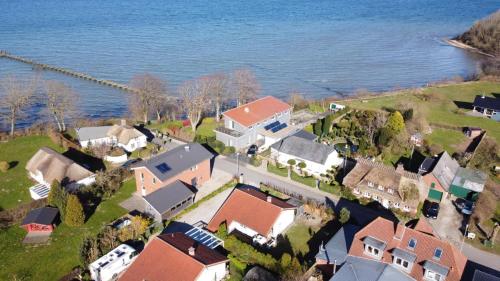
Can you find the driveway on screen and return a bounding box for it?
[177,187,234,225]
[427,198,500,271]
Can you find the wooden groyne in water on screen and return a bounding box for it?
[0,50,139,93]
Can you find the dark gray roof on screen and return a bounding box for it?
[473,95,500,111]
[316,224,360,264]
[431,152,459,190]
[21,207,59,226]
[292,130,318,141]
[423,260,450,276]
[135,143,213,181]
[271,136,336,164]
[363,236,387,250]
[472,270,500,281]
[330,256,415,281]
[75,126,111,141]
[143,180,195,214]
[392,248,417,263]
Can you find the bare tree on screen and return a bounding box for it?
[289,91,305,110]
[150,94,169,122]
[45,80,77,132]
[232,69,260,106]
[207,73,228,122]
[129,73,167,123]
[179,77,210,133]
[0,75,37,135]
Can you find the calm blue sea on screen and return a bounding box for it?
[0,0,498,129]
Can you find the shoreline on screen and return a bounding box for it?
[444,38,495,58]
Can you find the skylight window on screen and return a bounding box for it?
[156,163,170,173]
[433,248,443,260]
[408,238,417,250]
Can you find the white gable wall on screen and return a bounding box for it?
[196,262,228,281]
[119,135,148,152]
[270,209,295,238]
[271,148,343,177]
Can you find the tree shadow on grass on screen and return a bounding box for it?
[304,219,342,265]
[8,161,18,169]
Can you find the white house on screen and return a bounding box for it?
[76,121,147,152]
[330,102,346,112]
[271,135,343,177]
[207,187,296,247]
[25,147,96,199]
[214,96,293,150]
[119,233,229,281]
[89,244,136,281]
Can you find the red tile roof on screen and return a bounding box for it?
[348,217,467,281]
[207,188,295,236]
[119,233,228,281]
[222,96,291,127]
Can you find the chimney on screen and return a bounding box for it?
[188,246,195,256]
[267,195,272,203]
[184,145,190,152]
[244,107,250,113]
[396,163,404,173]
[121,119,127,126]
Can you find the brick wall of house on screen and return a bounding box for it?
[134,158,211,195]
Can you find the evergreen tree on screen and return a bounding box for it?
[322,114,334,135]
[313,118,323,136]
[386,111,405,133]
[47,180,68,218]
[65,194,85,226]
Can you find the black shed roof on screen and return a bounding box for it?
[21,207,59,226]
[473,95,500,111]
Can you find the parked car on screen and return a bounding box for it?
[423,200,440,219]
[454,198,475,215]
[247,145,258,157]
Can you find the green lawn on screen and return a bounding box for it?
[345,81,500,143]
[0,136,64,210]
[290,171,317,188]
[267,163,288,177]
[425,128,467,154]
[195,117,221,138]
[318,182,341,196]
[284,222,320,255]
[0,179,136,281]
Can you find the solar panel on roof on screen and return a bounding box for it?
[184,227,223,249]
[155,163,170,173]
[264,121,280,130]
[271,123,287,133]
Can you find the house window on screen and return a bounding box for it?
[365,245,380,257]
[378,185,384,191]
[190,165,198,171]
[394,257,409,269]
[403,205,410,212]
[408,238,417,250]
[368,182,374,187]
[353,188,360,194]
[152,177,156,184]
[393,202,400,208]
[433,248,443,260]
[425,270,442,281]
[387,188,394,194]
[363,191,371,198]
[229,120,235,129]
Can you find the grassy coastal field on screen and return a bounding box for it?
[0,179,136,281]
[344,81,500,146]
[0,136,64,210]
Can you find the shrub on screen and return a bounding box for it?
[222,146,236,155]
[250,157,262,167]
[118,215,151,242]
[287,159,296,166]
[0,161,9,172]
[80,237,100,267]
[386,111,405,133]
[297,162,306,169]
[313,118,323,136]
[224,235,278,272]
[339,207,350,224]
[65,194,85,226]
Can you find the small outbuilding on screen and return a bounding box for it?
[21,207,59,233]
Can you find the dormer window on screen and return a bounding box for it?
[394,257,409,269]
[433,248,442,260]
[378,185,384,191]
[368,182,374,187]
[408,238,417,250]
[363,236,386,260]
[388,188,394,194]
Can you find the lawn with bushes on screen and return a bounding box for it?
[425,128,467,154]
[345,81,500,143]
[267,163,288,177]
[0,136,64,210]
[0,179,136,281]
[290,171,317,188]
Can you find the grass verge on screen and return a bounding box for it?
[267,163,288,177]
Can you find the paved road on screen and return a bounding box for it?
[214,156,338,204]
